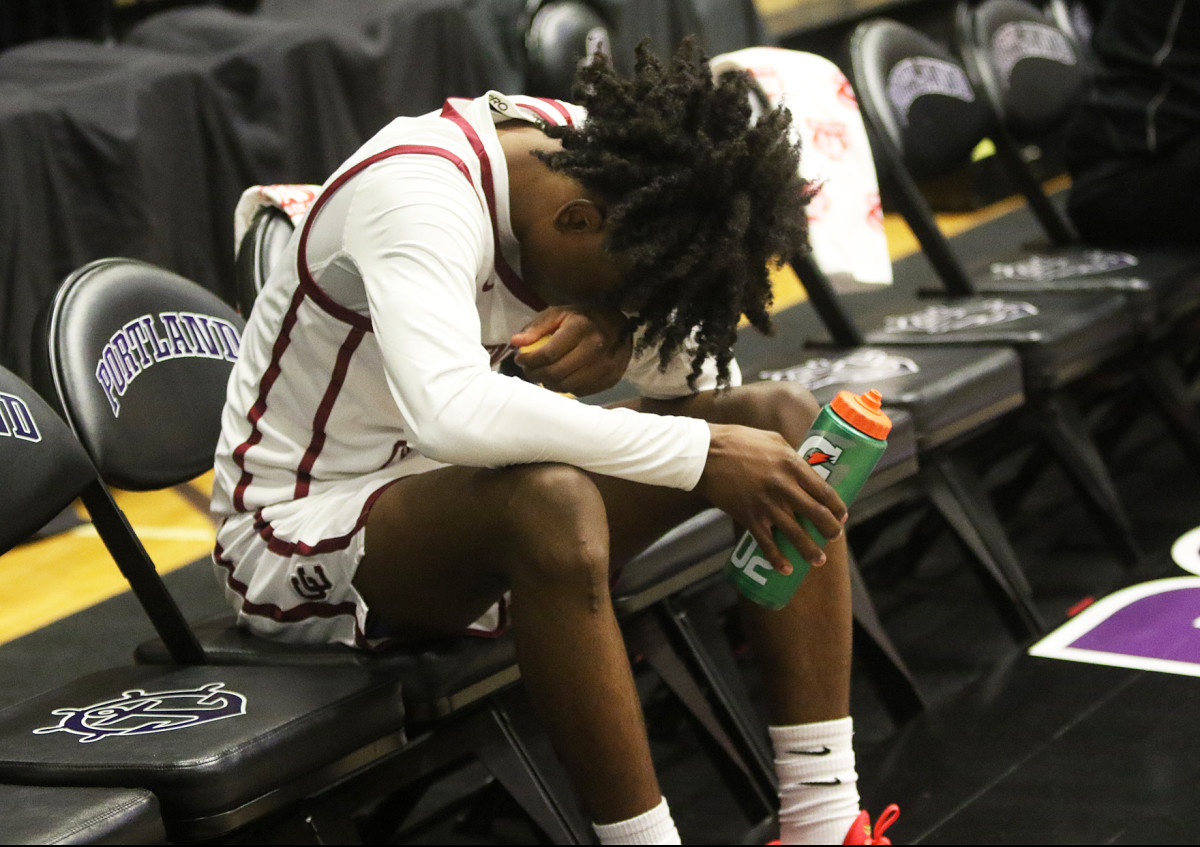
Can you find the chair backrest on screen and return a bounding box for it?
[0,362,205,662]
[0,366,97,555]
[40,258,245,491]
[847,18,990,294]
[956,0,1089,140]
[235,204,294,314]
[849,17,994,182]
[1044,0,1100,64]
[522,0,613,100]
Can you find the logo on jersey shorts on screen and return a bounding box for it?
[993,21,1076,86]
[34,682,247,743]
[94,311,241,417]
[291,564,333,601]
[887,57,974,126]
[759,349,919,390]
[989,250,1138,281]
[800,435,843,481]
[884,299,1038,334]
[0,392,41,443]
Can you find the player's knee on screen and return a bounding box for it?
[730,381,820,445]
[501,463,611,593]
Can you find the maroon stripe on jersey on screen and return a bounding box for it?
[293,326,366,500]
[439,99,548,312]
[214,542,359,623]
[296,143,478,331]
[519,100,556,125]
[536,97,575,125]
[253,477,401,558]
[232,284,306,513]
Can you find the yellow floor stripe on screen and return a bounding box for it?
[0,472,215,645]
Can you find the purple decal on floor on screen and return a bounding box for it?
[1029,576,1200,678]
[1067,586,1200,663]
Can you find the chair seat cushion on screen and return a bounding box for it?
[0,664,404,835]
[748,311,1026,452]
[610,508,736,615]
[135,621,517,724]
[855,292,1137,390]
[972,244,1200,329]
[0,784,164,845]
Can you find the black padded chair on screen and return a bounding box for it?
[522,0,613,101]
[0,361,410,843]
[846,16,1153,565]
[234,203,293,315]
[33,256,598,842]
[0,784,165,845]
[953,0,1200,468]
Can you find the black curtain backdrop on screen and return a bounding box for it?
[0,0,763,382]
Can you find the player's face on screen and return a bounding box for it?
[525,238,625,307]
[520,197,627,307]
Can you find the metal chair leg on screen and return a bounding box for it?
[921,453,1047,639]
[1031,393,1143,565]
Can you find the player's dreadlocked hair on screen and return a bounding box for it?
[535,37,816,388]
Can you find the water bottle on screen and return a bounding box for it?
[725,389,892,610]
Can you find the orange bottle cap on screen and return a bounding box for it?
[831,389,891,440]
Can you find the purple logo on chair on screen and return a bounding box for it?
[992,22,1076,86]
[887,57,974,126]
[33,682,247,743]
[0,392,40,443]
[1029,526,1200,677]
[94,311,241,417]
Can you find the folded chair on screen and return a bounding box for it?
[234,202,293,315]
[31,257,593,843]
[952,0,1200,470]
[846,16,1154,565]
[522,0,615,101]
[0,361,411,843]
[0,784,165,845]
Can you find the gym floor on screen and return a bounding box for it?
[3,187,1198,844]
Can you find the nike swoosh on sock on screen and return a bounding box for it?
[788,746,832,755]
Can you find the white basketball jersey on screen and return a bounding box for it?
[212,92,727,523]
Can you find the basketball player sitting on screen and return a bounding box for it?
[211,37,897,846]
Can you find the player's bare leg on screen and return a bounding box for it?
[355,381,853,832]
[356,461,663,825]
[607,381,852,723]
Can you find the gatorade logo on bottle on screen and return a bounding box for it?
[800,435,843,480]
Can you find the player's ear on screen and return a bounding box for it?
[553,199,606,234]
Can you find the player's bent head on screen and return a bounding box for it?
[536,36,817,390]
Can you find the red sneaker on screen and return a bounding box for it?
[842,805,900,845]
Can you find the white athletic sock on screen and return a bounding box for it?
[771,717,862,845]
[592,796,681,845]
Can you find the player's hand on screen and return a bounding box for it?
[510,306,633,396]
[697,423,847,575]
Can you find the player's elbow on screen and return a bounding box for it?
[406,416,491,467]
